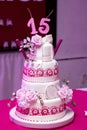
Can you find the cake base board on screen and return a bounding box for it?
[9,107,74,129]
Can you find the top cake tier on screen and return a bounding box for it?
[22,34,59,83]
[23,59,58,83]
[24,34,54,62]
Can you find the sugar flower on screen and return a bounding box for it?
[16,88,37,108]
[31,34,42,46]
[22,37,35,54]
[25,90,37,103]
[57,84,73,104]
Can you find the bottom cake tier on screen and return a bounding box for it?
[10,107,74,129]
[15,98,66,122]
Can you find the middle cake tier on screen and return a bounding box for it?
[22,59,59,83]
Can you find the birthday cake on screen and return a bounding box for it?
[9,17,74,129]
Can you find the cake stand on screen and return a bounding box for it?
[9,107,74,129]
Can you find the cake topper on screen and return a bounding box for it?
[27,8,51,35]
[16,8,62,60]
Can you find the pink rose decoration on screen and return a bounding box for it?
[46,68,53,76]
[31,34,42,46]
[36,68,44,77]
[32,108,39,115]
[28,68,35,77]
[41,108,49,115]
[51,106,58,114]
[57,85,73,103]
[25,90,37,104]
[16,88,37,108]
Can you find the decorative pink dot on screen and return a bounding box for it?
[41,108,49,115]
[22,108,29,115]
[32,108,39,115]
[36,68,44,77]
[16,106,29,115]
[46,68,53,76]
[28,68,35,77]
[51,106,58,114]
[54,67,58,75]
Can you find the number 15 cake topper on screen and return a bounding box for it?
[27,8,53,35]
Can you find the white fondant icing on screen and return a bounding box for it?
[42,42,54,61]
[21,79,59,99]
[23,59,58,83]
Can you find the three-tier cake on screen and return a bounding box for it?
[9,16,74,129]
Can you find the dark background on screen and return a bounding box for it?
[0,0,57,51]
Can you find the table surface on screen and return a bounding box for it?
[0,89,87,130]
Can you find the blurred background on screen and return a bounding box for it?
[0,0,87,99]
